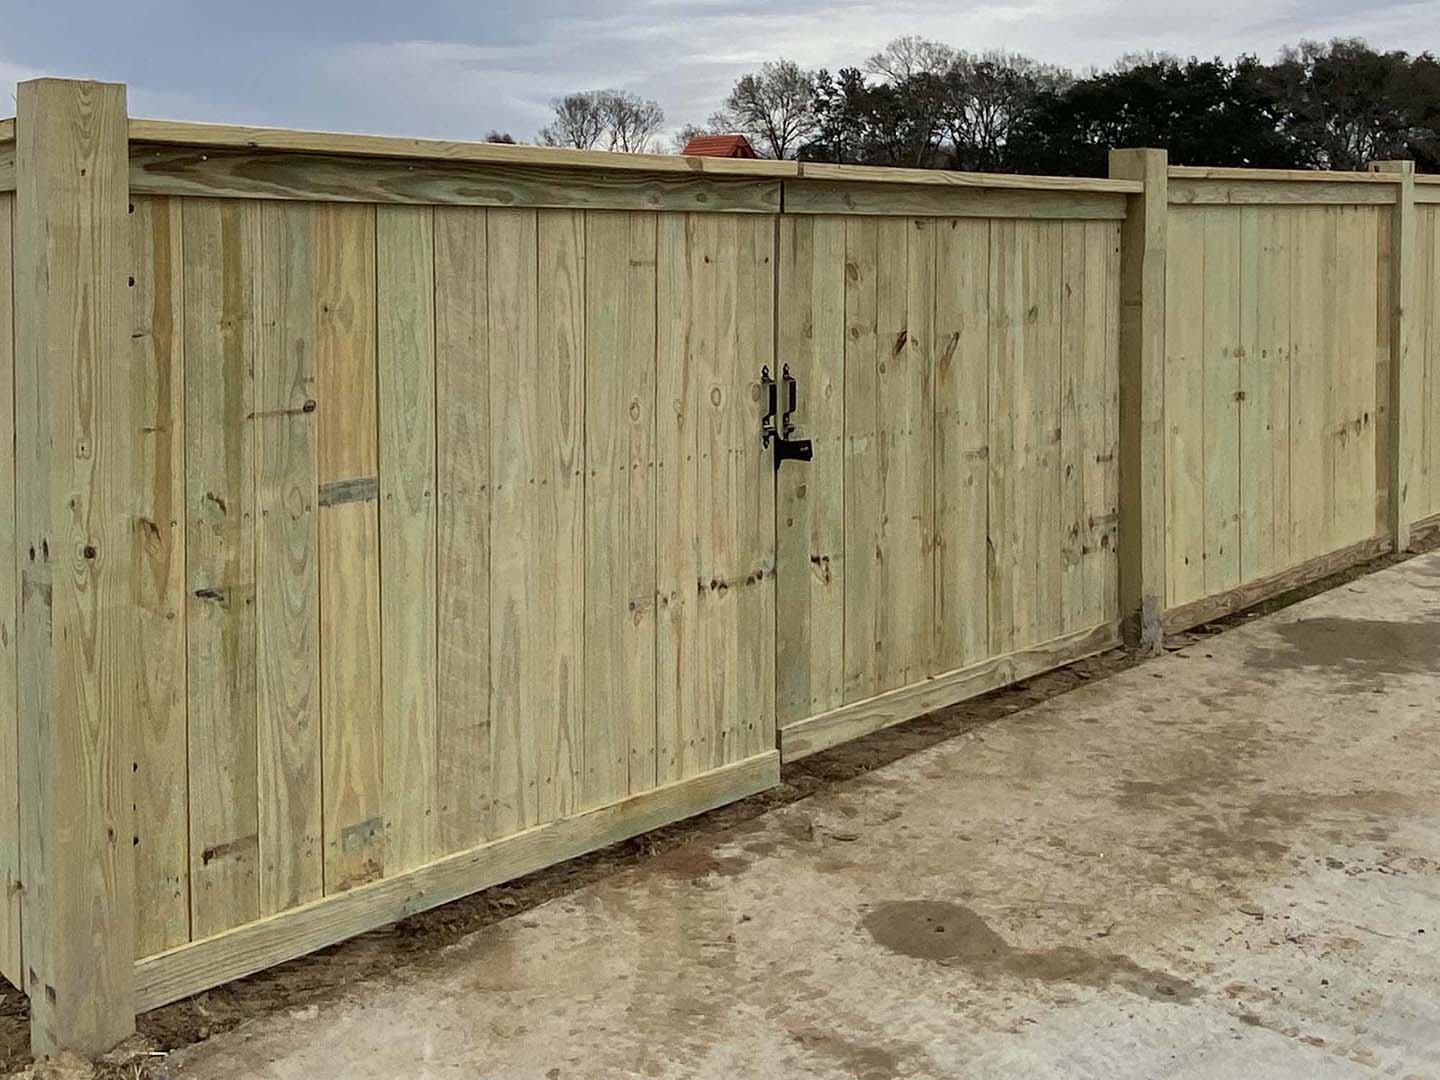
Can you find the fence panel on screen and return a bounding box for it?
[776,203,1123,759]
[1162,181,1391,629]
[125,187,783,1001]
[1418,197,1440,525]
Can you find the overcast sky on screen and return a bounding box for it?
[1,0,1435,143]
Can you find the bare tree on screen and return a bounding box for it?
[539,92,606,149]
[600,90,666,153]
[866,35,956,83]
[725,59,818,158]
[671,111,736,153]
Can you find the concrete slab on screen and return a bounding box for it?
[159,553,1440,1079]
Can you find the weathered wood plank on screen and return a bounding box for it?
[1109,149,1168,648]
[1080,221,1119,627]
[1288,207,1329,562]
[488,208,541,828]
[134,752,781,1014]
[0,192,19,988]
[533,209,586,821]
[377,205,438,871]
[1201,207,1241,597]
[434,206,492,853]
[130,144,782,214]
[933,217,991,671]
[182,198,261,942]
[1030,222,1064,646]
[784,180,1127,220]
[1059,221,1087,633]
[256,202,323,917]
[776,216,847,725]
[1332,206,1380,548]
[130,196,190,957]
[780,624,1117,761]
[315,204,384,891]
[14,78,136,1055]
[1169,179,1396,206]
[584,210,657,803]
[986,219,1022,652]
[1163,533,1391,634]
[1163,208,1207,607]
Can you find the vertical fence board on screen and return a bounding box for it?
[256,202,323,916]
[1059,221,1088,632]
[1164,209,1207,607]
[434,206,492,852]
[842,215,881,700]
[131,196,190,956]
[1334,206,1379,545]
[0,193,18,986]
[776,216,846,722]
[1079,221,1117,627]
[1427,209,1440,516]
[1201,209,1241,598]
[183,199,261,940]
[1101,220,1122,620]
[1031,223,1064,644]
[933,217,990,670]
[1288,208,1329,562]
[316,203,384,892]
[377,205,438,873]
[488,208,542,824]
[534,209,585,821]
[583,210,657,803]
[734,213,777,762]
[987,220,1021,651]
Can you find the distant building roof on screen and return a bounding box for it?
[682,134,759,159]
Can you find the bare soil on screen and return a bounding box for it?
[1,541,1427,1078]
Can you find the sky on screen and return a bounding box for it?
[1,0,1436,144]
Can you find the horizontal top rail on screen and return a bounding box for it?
[1169,164,1401,184]
[126,117,1143,194]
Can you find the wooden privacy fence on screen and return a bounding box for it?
[0,79,1436,1056]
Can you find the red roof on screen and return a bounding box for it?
[682,134,759,159]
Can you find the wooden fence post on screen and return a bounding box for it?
[1371,160,1418,551]
[1108,148,1168,652]
[14,78,136,1056]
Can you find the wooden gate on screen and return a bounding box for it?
[772,186,1125,760]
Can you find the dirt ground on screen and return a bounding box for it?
[3,544,1437,1078]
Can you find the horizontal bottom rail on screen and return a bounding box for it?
[778,623,1119,762]
[1409,512,1440,552]
[135,751,781,1013]
[1162,534,1393,635]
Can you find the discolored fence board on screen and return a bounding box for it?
[0,193,17,988]
[932,217,991,670]
[130,196,190,956]
[434,206,491,853]
[583,210,658,805]
[776,216,847,724]
[377,205,438,874]
[656,213,778,780]
[256,202,323,917]
[183,198,262,940]
[315,203,384,892]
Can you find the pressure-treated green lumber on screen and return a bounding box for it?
[1371,160,1419,550]
[14,78,136,1057]
[1108,148,1168,652]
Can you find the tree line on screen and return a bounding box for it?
[531,35,1440,174]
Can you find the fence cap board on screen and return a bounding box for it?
[126,117,1143,195]
[1168,164,1401,184]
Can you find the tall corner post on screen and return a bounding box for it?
[14,78,137,1056]
[1371,160,1418,552]
[1108,148,1168,654]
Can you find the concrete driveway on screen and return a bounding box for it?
[159,552,1440,1079]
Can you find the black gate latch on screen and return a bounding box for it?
[761,365,814,469]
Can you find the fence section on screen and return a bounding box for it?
[1417,181,1440,530]
[1159,170,1398,630]
[775,204,1123,759]
[126,193,784,995]
[8,78,1440,1058]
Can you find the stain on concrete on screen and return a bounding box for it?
[1247,617,1440,691]
[789,1028,904,1080]
[650,847,750,881]
[862,900,1201,1003]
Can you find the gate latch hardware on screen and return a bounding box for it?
[760,365,814,469]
